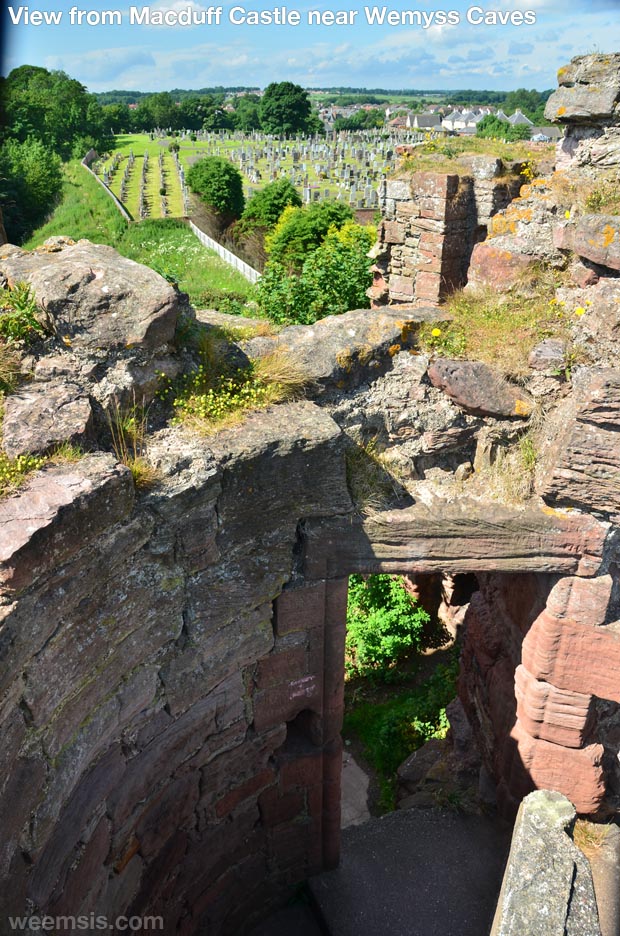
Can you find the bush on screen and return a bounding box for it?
[0,137,63,242]
[238,178,302,236]
[265,200,354,272]
[255,221,373,325]
[187,156,245,220]
[346,574,431,680]
[477,114,531,142]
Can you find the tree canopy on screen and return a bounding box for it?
[1,65,110,159]
[476,115,531,142]
[259,82,319,136]
[239,178,302,235]
[187,156,245,219]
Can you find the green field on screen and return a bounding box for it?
[97,139,186,219]
[25,161,254,308]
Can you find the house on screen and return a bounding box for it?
[508,109,534,127]
[411,112,444,132]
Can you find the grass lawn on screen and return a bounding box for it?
[25,161,254,308]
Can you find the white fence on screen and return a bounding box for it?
[188,220,261,283]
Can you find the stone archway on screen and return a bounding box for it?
[268,495,615,874]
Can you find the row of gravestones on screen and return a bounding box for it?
[93,148,189,220]
[187,133,413,207]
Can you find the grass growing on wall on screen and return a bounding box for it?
[23,163,254,308]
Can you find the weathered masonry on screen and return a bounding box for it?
[1,403,618,934]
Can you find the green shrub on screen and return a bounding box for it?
[256,222,373,325]
[239,178,302,235]
[0,282,47,342]
[343,654,459,808]
[346,574,431,680]
[265,200,354,272]
[187,156,245,219]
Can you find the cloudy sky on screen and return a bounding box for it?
[2,0,620,92]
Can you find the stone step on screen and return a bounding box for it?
[308,807,511,936]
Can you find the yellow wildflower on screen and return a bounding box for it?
[574,307,585,316]
[431,328,442,337]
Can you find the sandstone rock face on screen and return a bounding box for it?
[2,381,93,457]
[546,53,620,124]
[242,306,446,398]
[557,214,620,271]
[547,54,620,169]
[0,240,180,350]
[463,242,533,291]
[536,367,620,518]
[427,358,533,419]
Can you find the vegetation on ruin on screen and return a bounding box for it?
[107,397,160,490]
[345,438,409,515]
[549,169,620,215]
[418,268,571,377]
[0,282,48,342]
[573,819,611,859]
[0,450,46,496]
[344,647,459,810]
[163,328,310,431]
[398,135,545,175]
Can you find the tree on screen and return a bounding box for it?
[239,178,302,235]
[265,199,354,272]
[0,137,62,242]
[260,82,315,136]
[187,156,244,221]
[233,94,262,131]
[2,66,110,159]
[476,114,531,142]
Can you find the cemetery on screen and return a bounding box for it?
[93,129,432,220]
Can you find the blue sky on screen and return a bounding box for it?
[2,0,620,92]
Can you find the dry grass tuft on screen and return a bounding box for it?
[107,397,160,490]
[549,170,620,215]
[419,278,565,377]
[345,438,408,516]
[573,819,611,859]
[250,348,314,403]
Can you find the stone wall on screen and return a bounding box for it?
[3,51,620,935]
[369,165,522,306]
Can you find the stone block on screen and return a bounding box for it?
[515,664,595,748]
[388,274,415,301]
[491,790,601,935]
[466,242,534,291]
[428,358,533,419]
[2,382,94,458]
[414,271,442,302]
[505,720,605,815]
[0,240,180,350]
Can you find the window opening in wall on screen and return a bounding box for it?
[341,572,478,817]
